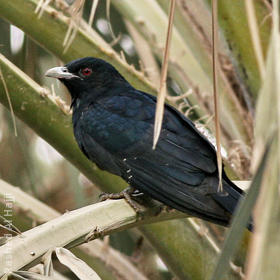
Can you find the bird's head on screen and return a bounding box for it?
[45,57,127,101]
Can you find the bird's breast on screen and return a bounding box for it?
[74,105,153,157]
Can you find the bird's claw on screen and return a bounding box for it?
[99,191,125,201]
[99,187,145,219]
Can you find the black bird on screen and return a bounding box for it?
[46,57,250,229]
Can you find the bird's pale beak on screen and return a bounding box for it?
[45,66,79,79]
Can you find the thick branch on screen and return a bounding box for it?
[0,179,149,280]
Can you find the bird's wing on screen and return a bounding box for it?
[81,90,218,177]
[95,90,216,162]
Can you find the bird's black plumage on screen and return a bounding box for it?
[46,57,251,229]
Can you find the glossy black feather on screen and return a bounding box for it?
[52,57,252,230]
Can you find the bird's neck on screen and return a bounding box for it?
[71,95,87,130]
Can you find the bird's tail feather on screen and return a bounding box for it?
[212,178,253,232]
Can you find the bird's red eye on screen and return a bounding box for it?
[81,67,92,76]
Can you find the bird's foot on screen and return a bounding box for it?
[99,187,145,218]
[99,186,137,200]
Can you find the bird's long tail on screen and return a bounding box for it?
[212,177,253,231]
